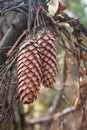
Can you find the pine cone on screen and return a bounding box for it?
[17,38,41,104]
[37,30,57,88]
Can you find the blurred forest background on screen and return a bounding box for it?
[0,0,87,130]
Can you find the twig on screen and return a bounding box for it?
[7,29,29,57]
[50,86,63,92]
[62,94,72,106]
[0,0,23,12]
[0,46,12,50]
[0,0,12,3]
[26,106,74,125]
[48,94,62,114]
[60,17,79,24]
[1,3,28,14]
[28,0,32,31]
[0,57,16,88]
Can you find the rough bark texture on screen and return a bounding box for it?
[0,13,27,65]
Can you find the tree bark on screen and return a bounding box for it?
[0,13,27,65]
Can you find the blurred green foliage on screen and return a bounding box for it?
[49,0,87,24]
[62,0,87,25]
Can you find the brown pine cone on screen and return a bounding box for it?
[37,30,58,88]
[17,38,41,104]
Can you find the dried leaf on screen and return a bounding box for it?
[54,2,67,16]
